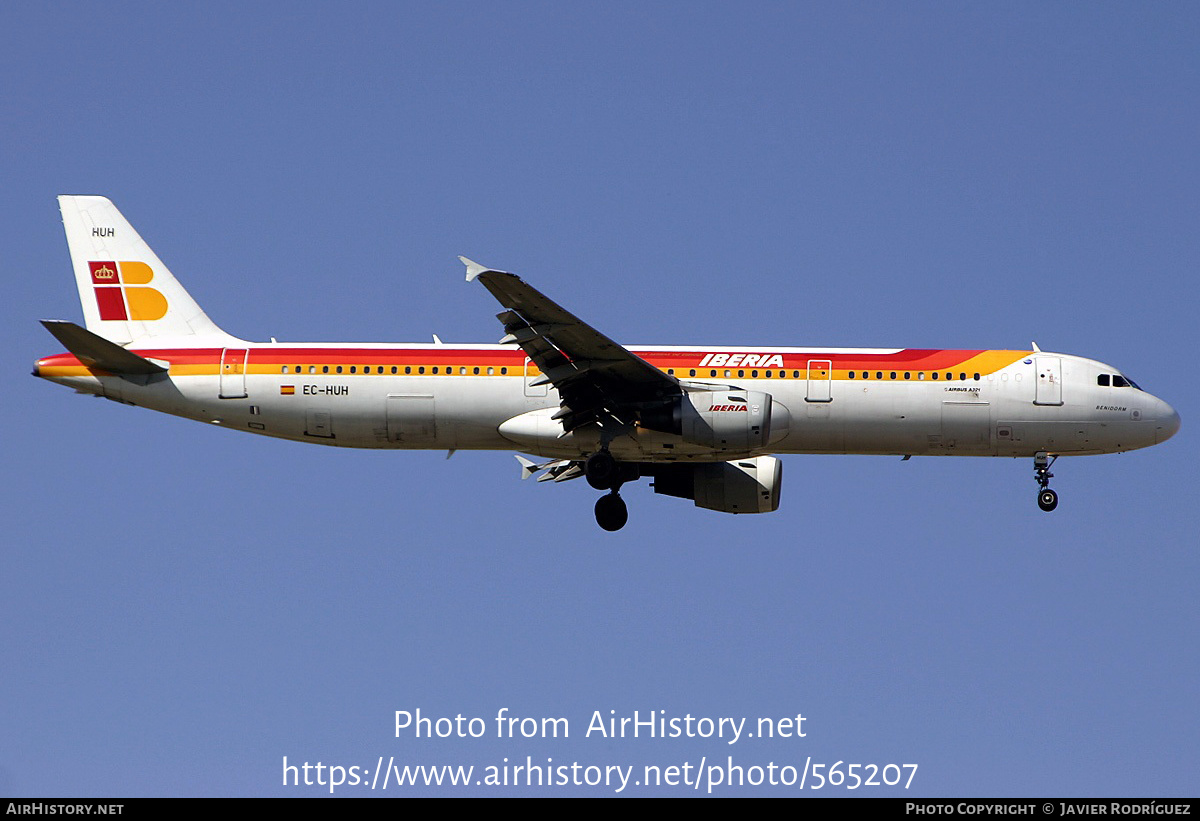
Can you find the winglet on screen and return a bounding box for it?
[459,256,509,282]
[514,454,539,480]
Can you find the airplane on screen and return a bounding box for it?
[35,196,1180,531]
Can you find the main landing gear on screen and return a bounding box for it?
[1034,451,1059,512]
[594,492,628,532]
[585,450,619,491]
[586,450,632,531]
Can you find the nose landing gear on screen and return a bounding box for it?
[1037,488,1058,512]
[1034,452,1058,512]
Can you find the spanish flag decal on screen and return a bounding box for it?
[280,385,295,395]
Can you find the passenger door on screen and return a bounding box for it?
[1034,356,1063,406]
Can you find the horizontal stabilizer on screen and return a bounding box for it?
[40,320,167,375]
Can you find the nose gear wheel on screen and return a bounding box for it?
[1033,452,1059,512]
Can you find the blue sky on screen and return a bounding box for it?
[2,2,1197,796]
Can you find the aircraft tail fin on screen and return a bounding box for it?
[57,196,239,346]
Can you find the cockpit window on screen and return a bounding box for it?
[1101,372,1143,390]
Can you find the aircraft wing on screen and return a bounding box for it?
[462,257,680,432]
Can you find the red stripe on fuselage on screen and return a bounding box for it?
[38,347,1003,371]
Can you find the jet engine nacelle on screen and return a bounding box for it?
[671,390,790,452]
[651,455,783,514]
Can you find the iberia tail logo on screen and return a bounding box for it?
[89,261,168,321]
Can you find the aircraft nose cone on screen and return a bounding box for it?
[1157,401,1181,444]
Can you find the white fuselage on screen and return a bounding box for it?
[35,343,1180,462]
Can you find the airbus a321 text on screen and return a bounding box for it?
[35,196,1180,530]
